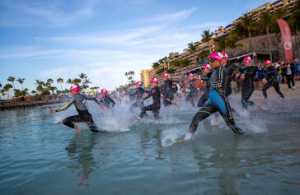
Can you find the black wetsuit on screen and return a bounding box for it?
[197,73,211,107]
[262,66,284,99]
[56,94,100,132]
[98,95,116,108]
[189,66,243,135]
[186,79,197,106]
[131,87,145,109]
[140,86,161,119]
[161,79,175,106]
[224,64,238,97]
[241,66,258,108]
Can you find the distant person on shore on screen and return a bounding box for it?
[184,51,244,141]
[262,60,285,99]
[283,62,296,89]
[139,77,161,120]
[53,84,102,133]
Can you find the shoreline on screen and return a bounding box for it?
[0,98,63,111]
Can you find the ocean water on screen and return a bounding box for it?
[1,92,300,195]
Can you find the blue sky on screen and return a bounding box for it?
[0,0,272,90]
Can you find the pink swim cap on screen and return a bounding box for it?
[243,56,252,66]
[208,51,223,62]
[151,77,159,84]
[135,81,142,87]
[100,88,108,95]
[202,64,211,70]
[70,84,80,95]
[264,59,272,65]
[162,72,170,79]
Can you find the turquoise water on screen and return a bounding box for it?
[1,98,300,195]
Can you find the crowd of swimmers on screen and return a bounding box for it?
[51,51,297,140]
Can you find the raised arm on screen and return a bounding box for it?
[55,101,73,112]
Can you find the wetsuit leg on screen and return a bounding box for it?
[153,108,160,120]
[220,113,244,135]
[197,89,209,107]
[210,90,244,135]
[140,104,153,118]
[189,105,218,133]
[272,82,284,98]
[163,99,172,106]
[63,115,82,129]
[81,112,100,132]
[221,98,244,134]
[242,81,255,108]
[291,75,295,87]
[241,82,249,108]
[262,81,272,99]
[286,75,292,88]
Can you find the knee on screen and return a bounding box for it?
[62,118,69,125]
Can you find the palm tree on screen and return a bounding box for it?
[46,78,54,86]
[287,0,300,33]
[188,42,197,53]
[259,11,276,61]
[7,76,16,89]
[17,78,25,90]
[73,78,81,84]
[3,83,13,99]
[152,62,160,69]
[125,71,135,84]
[31,90,37,96]
[201,30,213,42]
[56,78,64,93]
[79,73,87,80]
[67,78,72,84]
[236,14,256,51]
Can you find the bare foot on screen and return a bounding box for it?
[183,131,193,141]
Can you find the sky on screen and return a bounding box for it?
[0,0,272,90]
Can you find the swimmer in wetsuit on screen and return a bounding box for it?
[54,84,102,133]
[96,88,116,110]
[140,77,161,120]
[131,81,145,110]
[186,73,198,107]
[240,56,258,108]
[161,73,175,107]
[185,51,244,140]
[262,60,285,99]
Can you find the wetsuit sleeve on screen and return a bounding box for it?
[83,94,102,105]
[107,96,116,107]
[55,101,73,112]
[143,90,152,100]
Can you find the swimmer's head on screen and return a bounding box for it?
[162,72,170,80]
[99,88,109,96]
[135,81,142,88]
[264,59,272,67]
[243,56,252,66]
[70,84,80,95]
[208,51,222,69]
[151,77,159,87]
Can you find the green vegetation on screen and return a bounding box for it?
[0,73,95,100]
